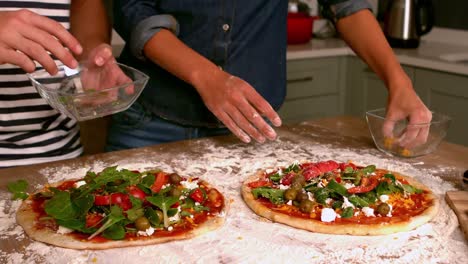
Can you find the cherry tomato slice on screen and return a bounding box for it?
[247,180,272,188]
[94,195,111,206]
[347,177,379,194]
[128,186,146,201]
[110,193,132,211]
[151,172,168,193]
[86,213,104,228]
[302,166,321,180]
[280,172,295,185]
[189,188,205,203]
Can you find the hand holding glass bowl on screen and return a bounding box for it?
[366,108,451,158]
[27,59,149,121]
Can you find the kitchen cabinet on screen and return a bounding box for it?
[283,56,468,146]
[413,68,468,146]
[345,57,415,116]
[279,57,347,122]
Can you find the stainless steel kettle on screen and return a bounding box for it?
[383,0,434,48]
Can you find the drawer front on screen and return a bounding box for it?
[286,58,340,100]
[278,95,340,123]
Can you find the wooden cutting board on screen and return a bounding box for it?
[445,191,468,241]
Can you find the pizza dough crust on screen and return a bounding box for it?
[17,180,227,250]
[241,169,439,236]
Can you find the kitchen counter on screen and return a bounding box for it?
[1,116,467,263]
[287,38,468,76]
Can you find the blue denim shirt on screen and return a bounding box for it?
[113,0,371,127]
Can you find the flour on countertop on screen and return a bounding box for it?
[1,137,466,264]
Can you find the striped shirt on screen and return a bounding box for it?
[0,0,82,168]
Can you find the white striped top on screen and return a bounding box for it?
[0,0,82,168]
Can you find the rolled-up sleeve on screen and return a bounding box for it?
[115,0,179,61]
[318,0,372,20]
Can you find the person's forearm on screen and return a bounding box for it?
[70,0,111,59]
[143,29,226,91]
[336,9,409,87]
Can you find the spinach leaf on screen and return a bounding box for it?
[384,174,396,183]
[283,163,300,173]
[88,206,125,240]
[145,207,162,226]
[269,173,282,183]
[7,180,29,200]
[72,193,94,215]
[360,165,376,175]
[103,223,126,240]
[348,195,369,208]
[56,219,95,234]
[127,207,144,222]
[344,166,354,173]
[359,191,378,204]
[146,195,179,228]
[314,188,331,205]
[401,184,422,194]
[376,181,400,196]
[251,187,285,205]
[194,205,210,212]
[341,207,354,218]
[44,191,79,220]
[327,179,348,197]
[140,174,155,188]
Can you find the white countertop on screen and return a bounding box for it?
[287,37,468,76]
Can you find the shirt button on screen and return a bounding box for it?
[222,24,230,32]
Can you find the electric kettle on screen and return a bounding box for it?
[383,0,434,48]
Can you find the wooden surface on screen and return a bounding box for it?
[1,115,467,188]
[445,191,468,241]
[0,115,467,262]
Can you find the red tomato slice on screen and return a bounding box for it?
[302,166,321,180]
[127,186,146,200]
[299,162,316,170]
[340,162,357,171]
[86,213,104,228]
[110,193,132,211]
[280,172,295,185]
[94,195,111,206]
[151,172,168,193]
[247,180,272,188]
[189,188,205,203]
[347,177,379,194]
[325,160,339,171]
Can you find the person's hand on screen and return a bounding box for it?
[0,9,82,74]
[195,70,282,143]
[78,44,134,105]
[383,78,432,148]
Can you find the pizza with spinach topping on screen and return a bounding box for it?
[16,166,226,249]
[242,160,439,235]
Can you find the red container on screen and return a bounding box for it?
[287,13,315,45]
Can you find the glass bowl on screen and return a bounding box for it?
[365,108,451,158]
[28,62,149,121]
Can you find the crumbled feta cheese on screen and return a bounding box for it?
[317,182,324,188]
[266,168,274,174]
[57,226,73,234]
[278,184,289,190]
[180,180,199,190]
[286,200,293,206]
[161,183,171,190]
[137,226,155,237]
[179,195,186,200]
[73,180,86,188]
[307,192,314,201]
[342,196,355,209]
[361,207,375,217]
[386,204,393,217]
[321,208,337,222]
[195,202,200,206]
[354,211,359,216]
[379,195,389,203]
[344,182,355,189]
[167,226,173,231]
[169,206,181,222]
[325,198,333,205]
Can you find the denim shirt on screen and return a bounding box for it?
[113,0,371,127]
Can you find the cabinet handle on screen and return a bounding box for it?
[287,76,314,83]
